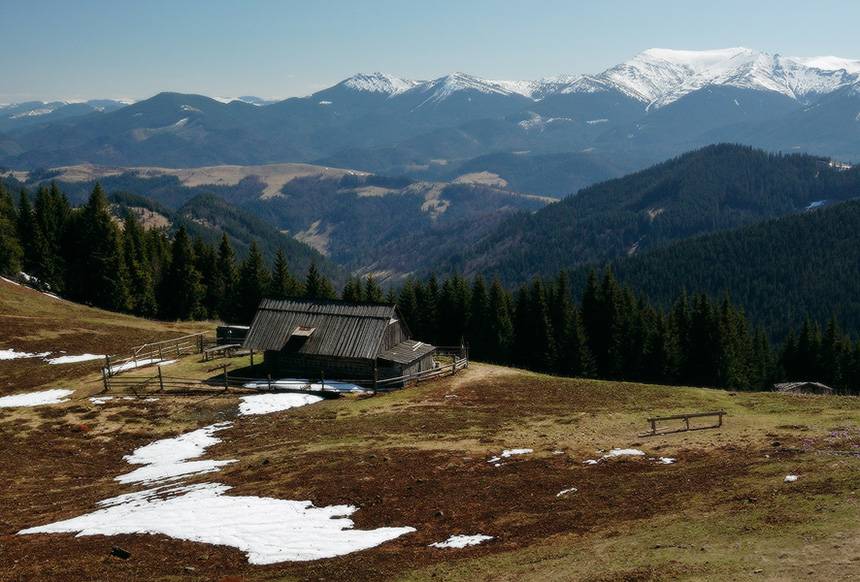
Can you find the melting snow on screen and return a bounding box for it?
[46,353,105,365]
[239,393,324,416]
[556,487,578,497]
[19,393,414,563]
[805,200,827,210]
[0,389,73,408]
[116,422,236,485]
[89,396,114,405]
[430,534,493,548]
[19,482,415,564]
[107,358,168,374]
[487,448,533,464]
[0,348,51,360]
[784,474,799,483]
[656,457,676,464]
[603,448,645,458]
[242,378,366,393]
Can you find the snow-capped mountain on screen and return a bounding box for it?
[341,72,420,95]
[335,48,860,110]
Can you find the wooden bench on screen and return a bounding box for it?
[202,343,241,362]
[644,410,726,436]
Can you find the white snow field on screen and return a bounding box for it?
[19,394,416,563]
[0,388,74,408]
[0,348,51,360]
[242,378,366,393]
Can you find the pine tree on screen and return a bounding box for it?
[270,248,302,300]
[486,278,513,362]
[214,234,238,321]
[364,275,384,303]
[341,276,363,302]
[467,275,489,360]
[70,184,130,311]
[304,263,335,300]
[194,236,217,319]
[0,184,22,276]
[33,183,69,291]
[235,241,271,323]
[122,213,157,316]
[16,189,50,281]
[160,225,204,320]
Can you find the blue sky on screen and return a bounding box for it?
[1,0,859,102]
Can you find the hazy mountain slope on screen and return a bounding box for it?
[452,144,860,284]
[108,191,341,282]
[572,199,860,338]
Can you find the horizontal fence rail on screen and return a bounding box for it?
[103,333,208,377]
[101,345,470,397]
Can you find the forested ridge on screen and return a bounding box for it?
[570,199,860,339]
[2,180,859,394]
[456,144,860,284]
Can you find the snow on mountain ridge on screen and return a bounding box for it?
[342,73,419,95]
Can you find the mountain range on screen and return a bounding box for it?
[2,47,859,189]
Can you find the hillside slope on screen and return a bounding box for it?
[453,144,860,284]
[571,199,860,338]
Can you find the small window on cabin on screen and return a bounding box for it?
[283,325,315,353]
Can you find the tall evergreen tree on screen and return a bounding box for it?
[160,225,204,320]
[235,241,271,323]
[0,184,22,276]
[214,234,239,321]
[270,248,302,300]
[304,263,335,300]
[364,275,384,303]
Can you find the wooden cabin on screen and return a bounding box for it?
[242,299,436,387]
[773,381,834,395]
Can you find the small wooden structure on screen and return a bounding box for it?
[242,299,437,388]
[644,410,726,436]
[773,381,834,395]
[216,325,250,346]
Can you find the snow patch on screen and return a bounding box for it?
[603,448,645,458]
[430,534,493,548]
[556,487,578,497]
[487,448,533,464]
[586,118,609,124]
[805,199,827,210]
[46,353,105,365]
[116,422,235,485]
[0,389,73,408]
[19,391,414,563]
[0,348,51,360]
[239,393,324,416]
[784,474,799,483]
[20,482,415,564]
[89,396,114,405]
[242,378,366,393]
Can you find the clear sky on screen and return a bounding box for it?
[2,0,859,102]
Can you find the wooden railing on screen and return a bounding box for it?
[643,410,726,436]
[102,333,207,377]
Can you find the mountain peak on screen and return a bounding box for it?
[342,72,417,95]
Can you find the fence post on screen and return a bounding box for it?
[158,366,164,392]
[102,367,109,392]
[373,362,378,395]
[224,365,229,392]
[250,350,255,367]
[267,374,272,392]
[198,334,204,353]
[104,355,112,378]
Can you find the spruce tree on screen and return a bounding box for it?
[214,234,238,321]
[122,213,157,316]
[304,263,335,300]
[270,248,301,300]
[235,241,271,323]
[0,184,22,276]
[486,278,513,362]
[364,275,384,303]
[160,225,204,320]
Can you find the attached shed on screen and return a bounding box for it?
[773,381,834,395]
[243,299,437,387]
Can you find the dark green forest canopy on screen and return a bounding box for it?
[569,199,860,340]
[455,144,860,284]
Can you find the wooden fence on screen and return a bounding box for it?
[643,410,726,436]
[102,333,207,377]
[101,345,469,397]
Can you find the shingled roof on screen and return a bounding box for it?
[243,299,399,360]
